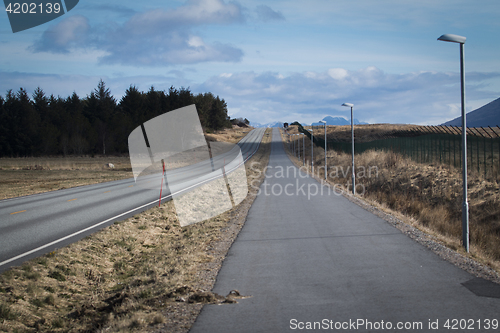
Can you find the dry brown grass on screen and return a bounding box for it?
[360,152,500,270]
[284,126,500,274]
[289,123,500,142]
[0,128,271,333]
[0,156,132,200]
[0,156,131,171]
[204,126,253,144]
[288,123,421,142]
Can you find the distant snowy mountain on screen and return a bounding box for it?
[312,116,368,126]
[442,97,500,127]
[249,121,263,128]
[250,121,284,128]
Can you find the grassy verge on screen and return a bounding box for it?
[0,156,132,200]
[282,128,500,276]
[0,127,270,332]
[204,126,252,144]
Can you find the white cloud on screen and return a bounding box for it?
[98,0,245,66]
[255,5,285,22]
[171,0,243,24]
[187,36,205,48]
[31,15,90,53]
[328,68,348,80]
[3,66,498,127]
[124,0,243,34]
[195,67,500,125]
[29,0,245,66]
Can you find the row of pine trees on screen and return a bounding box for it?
[0,80,232,157]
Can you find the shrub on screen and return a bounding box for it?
[44,294,55,306]
[48,270,66,281]
[30,297,44,308]
[0,303,16,320]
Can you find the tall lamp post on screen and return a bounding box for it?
[438,33,469,253]
[342,103,355,195]
[319,120,327,180]
[308,128,314,174]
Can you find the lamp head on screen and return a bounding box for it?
[342,103,354,108]
[438,34,466,44]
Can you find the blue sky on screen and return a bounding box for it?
[1,0,499,125]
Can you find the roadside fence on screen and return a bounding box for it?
[291,124,500,178]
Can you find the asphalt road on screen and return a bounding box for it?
[191,128,500,333]
[0,128,265,272]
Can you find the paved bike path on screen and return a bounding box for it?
[191,128,500,332]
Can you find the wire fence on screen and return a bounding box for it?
[319,125,500,178]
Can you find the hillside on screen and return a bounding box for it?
[442,97,500,127]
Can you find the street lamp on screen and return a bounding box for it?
[342,103,355,195]
[319,120,327,180]
[438,33,469,253]
[308,128,314,174]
